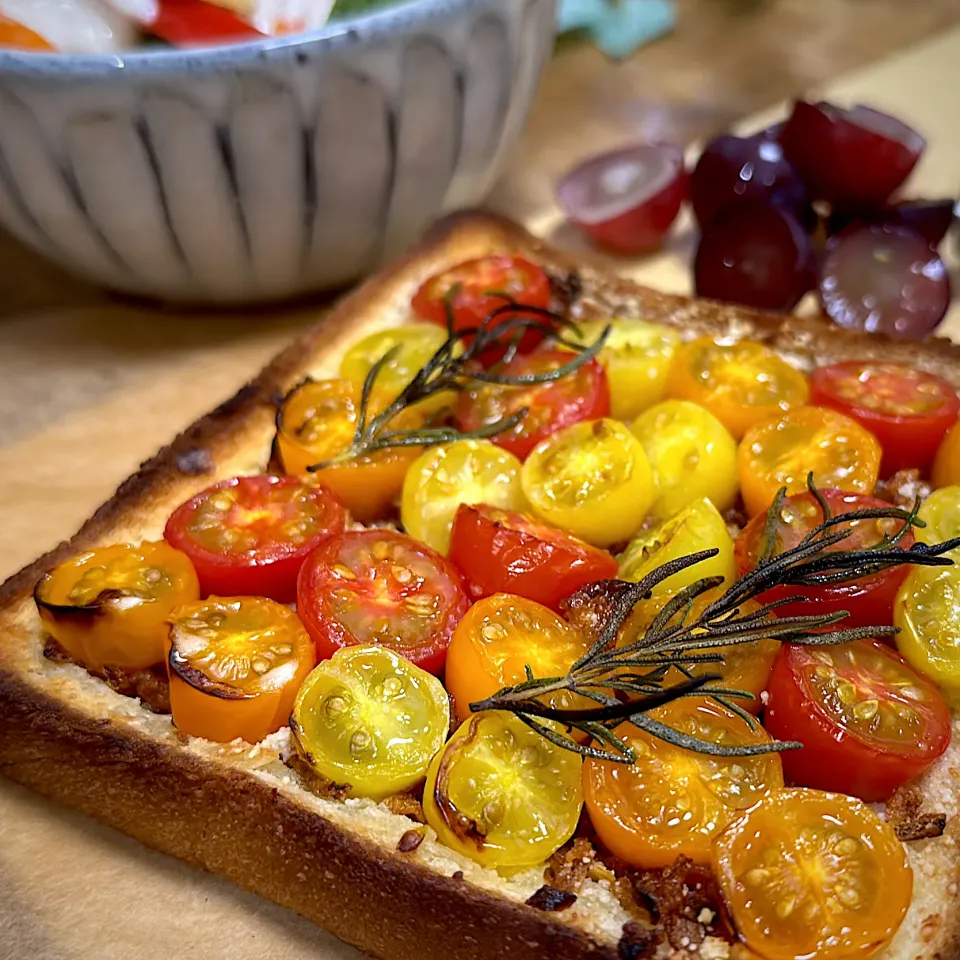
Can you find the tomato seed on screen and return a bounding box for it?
[391,565,413,584]
[372,541,391,561]
[853,698,879,721]
[350,730,372,755]
[252,658,270,675]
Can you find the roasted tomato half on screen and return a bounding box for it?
[35,541,200,672]
[713,789,912,960]
[296,529,470,675]
[448,503,617,609]
[456,351,610,461]
[164,475,345,603]
[735,489,914,628]
[810,360,959,476]
[764,640,951,802]
[166,596,315,744]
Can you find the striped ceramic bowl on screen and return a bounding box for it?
[0,0,555,305]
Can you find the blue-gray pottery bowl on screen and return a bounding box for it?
[0,0,556,304]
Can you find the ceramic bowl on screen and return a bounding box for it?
[0,0,555,304]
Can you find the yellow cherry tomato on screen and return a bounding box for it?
[632,399,739,519]
[423,711,583,869]
[401,440,527,555]
[617,498,736,596]
[712,788,912,960]
[166,597,316,744]
[276,378,425,523]
[583,698,783,868]
[932,419,960,488]
[894,564,960,702]
[444,594,594,721]
[915,486,960,560]
[290,645,450,798]
[559,318,679,420]
[339,323,458,416]
[34,541,200,672]
[738,407,882,517]
[667,337,810,440]
[521,419,655,547]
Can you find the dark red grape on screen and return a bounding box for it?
[556,143,687,255]
[694,201,814,312]
[690,132,810,228]
[820,224,951,340]
[828,198,956,247]
[781,100,925,207]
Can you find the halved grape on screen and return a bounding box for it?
[781,100,926,207]
[694,201,814,311]
[690,132,810,229]
[820,224,951,340]
[828,198,956,248]
[556,143,687,255]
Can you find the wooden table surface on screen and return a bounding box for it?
[2,4,960,959]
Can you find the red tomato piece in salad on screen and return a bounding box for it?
[164,475,345,603]
[764,640,951,802]
[810,360,960,476]
[150,0,262,46]
[448,503,618,609]
[455,351,610,461]
[296,529,469,675]
[734,489,914,628]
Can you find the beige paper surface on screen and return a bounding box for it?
[2,28,960,960]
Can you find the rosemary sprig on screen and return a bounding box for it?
[471,478,960,763]
[304,306,610,471]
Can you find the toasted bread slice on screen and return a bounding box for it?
[1,212,958,960]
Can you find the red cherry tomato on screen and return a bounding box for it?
[448,503,618,610]
[150,0,262,46]
[163,475,345,603]
[734,489,914,629]
[810,361,959,477]
[296,529,469,675]
[455,351,610,461]
[764,640,951,802]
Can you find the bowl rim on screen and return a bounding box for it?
[0,0,493,77]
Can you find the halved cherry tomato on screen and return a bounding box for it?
[668,338,810,440]
[0,16,54,50]
[915,486,960,560]
[411,256,552,344]
[444,593,594,721]
[455,352,610,461]
[735,490,914,628]
[150,0,262,46]
[163,475,345,603]
[448,504,617,609]
[620,588,779,711]
[423,711,583,869]
[933,419,960,488]
[583,698,783,869]
[296,529,469,675]
[618,498,736,596]
[713,789,912,960]
[400,440,526,555]
[35,542,200,673]
[290,645,450,799]
[764,640,950,802]
[166,596,315,744]
[558,318,679,420]
[522,418,655,547]
[810,361,960,476]
[632,399,739,518]
[895,564,960,702]
[276,378,424,523]
[738,407,882,517]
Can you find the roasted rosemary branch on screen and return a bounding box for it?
[472,478,960,763]
[304,305,609,471]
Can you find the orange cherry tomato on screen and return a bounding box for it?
[444,593,594,721]
[713,788,912,960]
[667,338,810,440]
[0,17,54,50]
[35,542,200,672]
[583,698,783,868]
[933,419,960,488]
[276,378,424,523]
[166,596,315,744]
[738,407,882,517]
